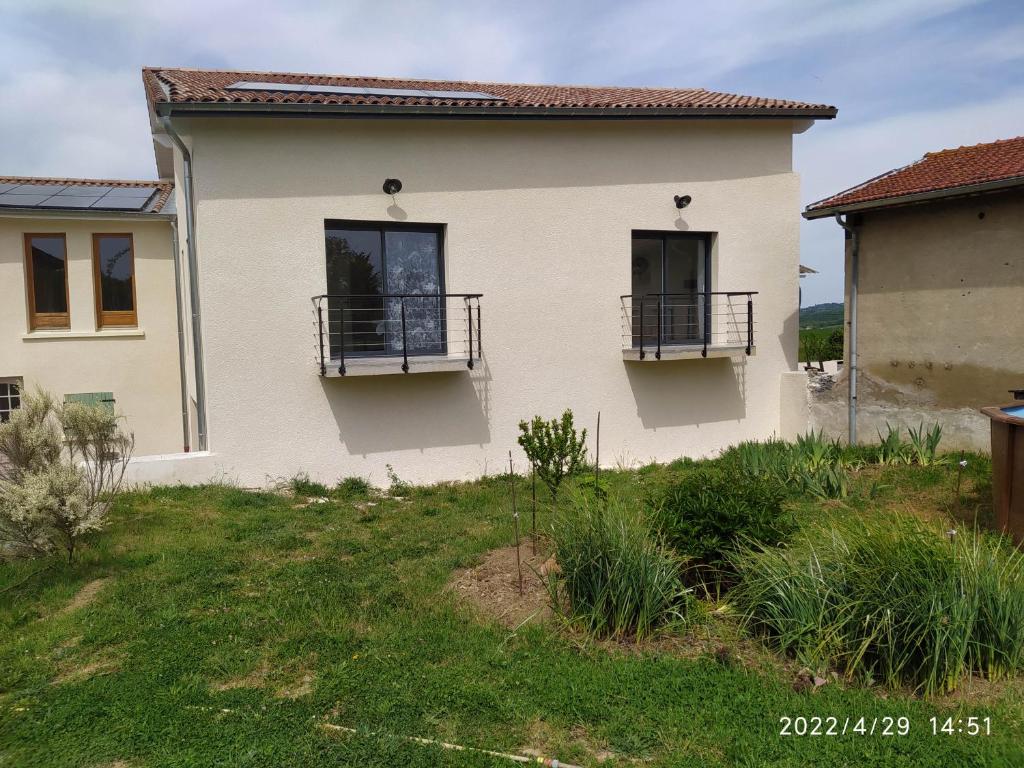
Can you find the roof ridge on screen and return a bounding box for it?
[923,134,1024,158]
[144,65,708,94]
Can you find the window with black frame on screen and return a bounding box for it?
[0,380,21,423]
[324,223,445,360]
[630,232,711,348]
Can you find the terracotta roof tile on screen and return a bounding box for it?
[806,135,1024,214]
[0,176,173,213]
[143,67,835,117]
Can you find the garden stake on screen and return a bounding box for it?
[594,410,601,495]
[953,450,965,516]
[510,451,523,595]
[320,723,582,768]
[531,461,537,556]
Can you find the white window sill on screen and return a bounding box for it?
[22,329,146,341]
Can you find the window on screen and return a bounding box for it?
[630,232,711,346]
[24,234,70,329]
[324,222,445,358]
[92,234,137,327]
[0,380,21,423]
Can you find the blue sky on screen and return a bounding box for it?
[1,0,1021,305]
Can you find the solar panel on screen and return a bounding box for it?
[7,183,63,194]
[102,186,157,198]
[0,184,157,211]
[0,193,53,207]
[42,196,104,209]
[227,80,501,100]
[91,196,152,211]
[56,185,113,196]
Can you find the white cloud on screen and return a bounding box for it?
[797,90,1024,305]
[0,0,1019,306]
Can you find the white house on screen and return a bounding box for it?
[2,67,837,486]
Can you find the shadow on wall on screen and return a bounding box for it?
[624,357,746,429]
[322,366,490,455]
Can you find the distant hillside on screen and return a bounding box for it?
[800,302,844,329]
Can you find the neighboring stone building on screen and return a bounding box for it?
[804,136,1024,450]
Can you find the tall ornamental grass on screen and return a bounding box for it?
[548,498,690,640]
[730,514,1024,695]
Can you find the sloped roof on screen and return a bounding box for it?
[805,135,1024,217]
[143,67,837,119]
[0,176,173,214]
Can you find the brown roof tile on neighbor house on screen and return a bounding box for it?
[142,67,836,118]
[805,135,1024,216]
[0,176,173,214]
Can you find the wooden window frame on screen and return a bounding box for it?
[24,233,71,330]
[92,233,138,328]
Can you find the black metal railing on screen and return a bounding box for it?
[620,291,757,359]
[312,293,482,375]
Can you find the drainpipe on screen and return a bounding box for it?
[834,213,859,444]
[170,221,190,452]
[159,117,208,451]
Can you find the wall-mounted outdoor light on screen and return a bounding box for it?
[674,194,692,209]
[383,178,403,195]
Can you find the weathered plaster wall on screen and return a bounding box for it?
[0,215,184,455]
[811,190,1024,450]
[171,117,806,486]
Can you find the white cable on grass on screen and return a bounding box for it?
[320,723,584,768]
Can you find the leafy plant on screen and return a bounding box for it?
[875,423,912,465]
[517,410,588,501]
[649,467,793,588]
[0,389,134,562]
[719,433,853,500]
[336,476,372,499]
[288,473,330,498]
[730,515,1024,695]
[385,464,411,497]
[908,422,945,466]
[549,496,690,639]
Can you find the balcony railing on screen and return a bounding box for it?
[313,293,482,376]
[620,291,757,360]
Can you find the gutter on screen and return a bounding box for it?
[803,175,1024,219]
[0,208,175,221]
[170,221,191,453]
[158,116,209,452]
[156,101,838,121]
[834,213,859,445]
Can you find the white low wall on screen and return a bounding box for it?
[124,451,231,487]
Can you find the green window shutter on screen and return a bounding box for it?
[64,392,115,415]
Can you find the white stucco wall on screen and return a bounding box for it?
[0,215,184,455]
[174,117,804,486]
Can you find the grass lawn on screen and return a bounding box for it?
[1,461,1022,767]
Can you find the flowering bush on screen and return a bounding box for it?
[0,389,133,561]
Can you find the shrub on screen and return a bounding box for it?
[548,497,689,639]
[336,476,372,499]
[649,467,792,587]
[288,473,330,498]
[730,515,1024,695]
[517,409,587,501]
[0,389,133,562]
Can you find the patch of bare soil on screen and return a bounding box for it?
[52,647,122,685]
[448,543,555,629]
[276,671,315,699]
[56,577,113,617]
[211,661,271,692]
